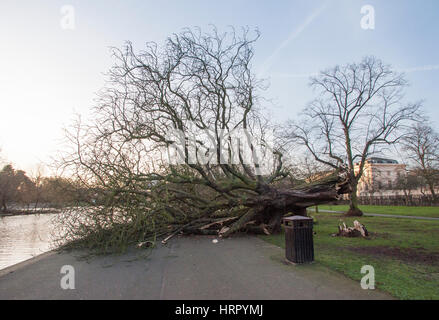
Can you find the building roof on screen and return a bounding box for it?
[355,157,400,166]
[367,157,398,164]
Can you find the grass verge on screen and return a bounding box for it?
[314,205,439,218]
[261,212,439,299]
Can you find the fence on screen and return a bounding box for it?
[338,195,439,207]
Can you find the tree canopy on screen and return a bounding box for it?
[0,164,33,212]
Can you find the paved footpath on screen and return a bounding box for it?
[0,236,392,300]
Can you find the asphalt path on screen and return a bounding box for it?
[0,235,392,299]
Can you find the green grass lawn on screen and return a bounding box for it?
[261,212,439,299]
[314,205,439,218]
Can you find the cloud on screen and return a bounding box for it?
[398,65,439,73]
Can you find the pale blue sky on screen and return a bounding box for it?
[0,0,438,172]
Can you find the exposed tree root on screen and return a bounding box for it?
[168,170,351,238]
[334,220,369,238]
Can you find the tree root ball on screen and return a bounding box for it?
[334,220,369,238]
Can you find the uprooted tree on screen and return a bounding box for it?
[56,27,351,253]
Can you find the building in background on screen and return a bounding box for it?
[355,157,406,196]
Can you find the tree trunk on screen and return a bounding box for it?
[345,183,363,216]
[1,197,7,213]
[403,189,409,206]
[178,170,351,237]
[427,180,437,202]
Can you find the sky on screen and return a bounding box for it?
[0,0,438,174]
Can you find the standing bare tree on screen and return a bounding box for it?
[402,123,439,201]
[57,27,350,253]
[285,56,421,216]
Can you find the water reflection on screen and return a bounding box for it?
[0,214,56,270]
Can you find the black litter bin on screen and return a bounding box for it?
[283,216,314,264]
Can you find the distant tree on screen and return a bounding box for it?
[395,172,423,205]
[27,165,45,210]
[285,56,421,216]
[402,123,439,201]
[0,164,34,212]
[39,176,83,206]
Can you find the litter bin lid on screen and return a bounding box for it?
[283,215,312,222]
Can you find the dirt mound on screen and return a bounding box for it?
[348,246,439,265]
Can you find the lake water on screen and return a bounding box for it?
[0,214,57,270]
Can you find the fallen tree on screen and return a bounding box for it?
[56,27,351,253]
[158,171,351,243]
